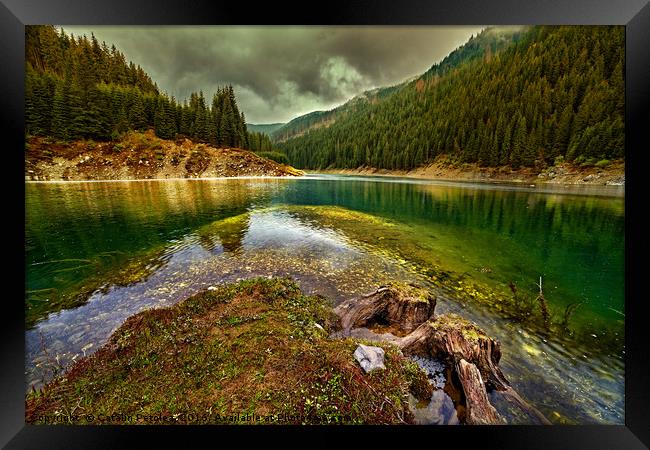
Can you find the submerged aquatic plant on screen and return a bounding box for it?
[561,301,585,332]
[535,276,551,331]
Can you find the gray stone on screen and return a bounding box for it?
[353,344,385,373]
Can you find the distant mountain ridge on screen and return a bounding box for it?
[246,123,285,134]
[270,78,412,143]
[270,26,527,143]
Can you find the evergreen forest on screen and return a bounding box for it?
[26,25,250,149]
[277,26,624,170]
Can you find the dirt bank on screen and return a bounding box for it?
[318,158,625,186]
[25,130,303,181]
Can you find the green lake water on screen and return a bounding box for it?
[25,175,624,424]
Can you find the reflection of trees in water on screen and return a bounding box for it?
[281,180,624,331]
[26,180,267,265]
[284,180,623,288]
[25,180,279,311]
[284,180,623,251]
[196,214,250,255]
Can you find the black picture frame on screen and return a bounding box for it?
[2,0,648,447]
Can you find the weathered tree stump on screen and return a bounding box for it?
[457,359,503,425]
[334,283,436,335]
[399,313,509,391]
[335,284,551,425]
[398,313,551,425]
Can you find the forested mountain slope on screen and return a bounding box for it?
[247,123,285,135]
[26,26,250,149]
[271,27,526,144]
[278,26,624,171]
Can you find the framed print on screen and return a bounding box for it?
[1,0,648,447]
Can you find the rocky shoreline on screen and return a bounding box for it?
[319,158,625,186]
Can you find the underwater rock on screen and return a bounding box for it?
[353,344,386,373]
[409,389,459,425]
[335,283,436,335]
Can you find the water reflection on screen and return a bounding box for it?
[279,177,624,335]
[26,179,289,323]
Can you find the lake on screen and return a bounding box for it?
[25,175,625,424]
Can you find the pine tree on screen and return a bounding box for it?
[240,111,249,148]
[220,97,235,147]
[128,93,147,131]
[510,116,527,168]
[212,90,224,145]
[206,109,217,145]
[50,79,71,140]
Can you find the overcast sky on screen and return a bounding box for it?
[61,26,484,124]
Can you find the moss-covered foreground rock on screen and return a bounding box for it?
[26,277,430,425]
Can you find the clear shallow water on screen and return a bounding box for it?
[25,175,624,424]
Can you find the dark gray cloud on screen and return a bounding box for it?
[61,26,483,123]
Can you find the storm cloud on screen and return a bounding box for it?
[62,26,483,123]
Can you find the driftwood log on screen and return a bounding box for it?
[335,285,551,425]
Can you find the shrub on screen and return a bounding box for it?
[256,151,289,165]
[580,157,598,167]
[553,155,565,165]
[595,159,611,168]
